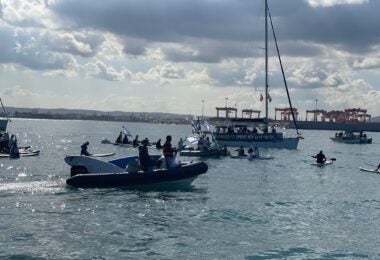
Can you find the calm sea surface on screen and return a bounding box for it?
[1,118,380,259]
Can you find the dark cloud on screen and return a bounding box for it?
[0,26,74,70]
[51,0,380,63]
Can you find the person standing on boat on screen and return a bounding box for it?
[204,136,211,150]
[313,151,326,164]
[115,132,123,143]
[177,138,184,151]
[80,141,91,156]
[139,138,152,171]
[163,135,176,168]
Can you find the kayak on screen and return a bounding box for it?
[310,160,333,167]
[0,150,40,158]
[90,153,115,157]
[230,154,274,160]
[359,167,380,174]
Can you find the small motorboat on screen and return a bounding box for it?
[330,131,372,144]
[64,155,208,188]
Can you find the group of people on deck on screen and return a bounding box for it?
[115,132,140,146]
[138,135,177,171]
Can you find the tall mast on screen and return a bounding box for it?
[265,0,268,127]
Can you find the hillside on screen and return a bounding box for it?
[0,107,194,124]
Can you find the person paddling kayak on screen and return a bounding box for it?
[313,151,326,164]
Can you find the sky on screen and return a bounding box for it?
[0,0,379,119]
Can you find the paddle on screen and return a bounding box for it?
[309,155,336,162]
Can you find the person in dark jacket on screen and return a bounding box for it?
[133,135,139,146]
[115,132,123,143]
[162,135,176,168]
[313,150,326,164]
[122,134,129,144]
[81,141,91,156]
[139,138,151,171]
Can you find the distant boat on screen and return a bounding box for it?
[212,0,302,149]
[330,131,372,144]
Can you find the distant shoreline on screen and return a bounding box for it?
[5,112,190,125]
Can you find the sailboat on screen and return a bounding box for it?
[212,0,302,149]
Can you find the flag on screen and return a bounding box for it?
[187,136,199,145]
[122,125,133,137]
[201,120,212,130]
[268,93,272,102]
[191,119,198,133]
[260,93,263,102]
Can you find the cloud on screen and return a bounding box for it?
[43,31,105,57]
[306,0,369,8]
[50,0,380,60]
[83,60,131,81]
[1,85,37,98]
[0,25,77,70]
[133,63,185,83]
[1,0,54,28]
[352,56,380,70]
[316,78,380,113]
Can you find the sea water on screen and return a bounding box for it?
[1,118,380,259]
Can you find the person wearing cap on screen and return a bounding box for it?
[81,141,91,156]
[139,138,151,171]
[163,135,176,168]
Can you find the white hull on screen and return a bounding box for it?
[216,137,299,149]
[330,137,372,144]
[65,155,125,173]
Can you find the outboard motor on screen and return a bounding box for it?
[70,165,88,177]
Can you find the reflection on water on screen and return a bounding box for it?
[0,119,380,258]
